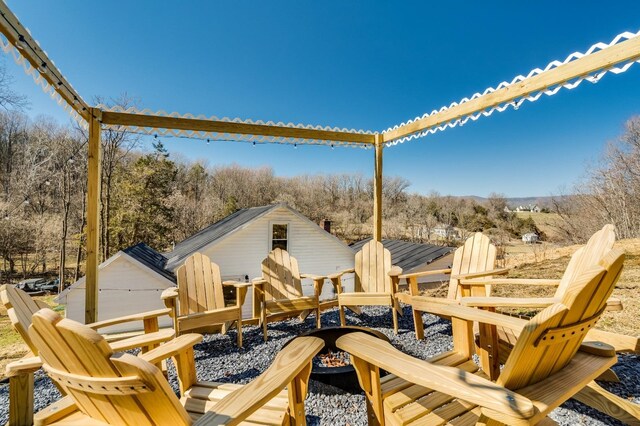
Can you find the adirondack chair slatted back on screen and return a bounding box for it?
[354,240,392,294]
[498,248,624,390]
[176,252,225,316]
[29,309,191,426]
[448,232,496,300]
[554,224,616,297]
[261,248,304,301]
[0,284,40,354]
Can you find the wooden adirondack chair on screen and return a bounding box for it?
[1,284,174,426]
[253,248,326,341]
[337,247,640,425]
[458,224,626,356]
[161,252,251,347]
[26,308,323,425]
[398,232,507,340]
[330,240,404,333]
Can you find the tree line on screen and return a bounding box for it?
[0,103,542,284]
[552,116,640,242]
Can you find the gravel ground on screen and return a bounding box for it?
[1,306,638,425]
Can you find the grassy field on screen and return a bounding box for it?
[494,238,640,337]
[515,211,564,240]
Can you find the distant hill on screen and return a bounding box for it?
[456,195,567,209]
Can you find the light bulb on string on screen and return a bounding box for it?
[206,139,210,145]
[14,35,25,50]
[294,143,297,149]
[37,62,48,74]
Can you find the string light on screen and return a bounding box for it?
[206,138,210,145]
[13,35,25,50]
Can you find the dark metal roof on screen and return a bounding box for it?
[123,242,176,283]
[349,239,455,273]
[165,204,277,270]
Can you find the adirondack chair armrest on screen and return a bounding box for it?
[398,268,452,280]
[87,308,172,331]
[461,296,559,309]
[300,273,327,281]
[387,266,403,277]
[327,268,355,280]
[252,278,266,293]
[109,329,175,352]
[411,298,527,332]
[222,281,252,288]
[336,332,535,420]
[5,356,42,377]
[459,278,561,286]
[194,336,324,425]
[161,287,179,300]
[138,333,203,366]
[451,268,510,280]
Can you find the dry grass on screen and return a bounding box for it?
[419,239,640,338]
[0,294,59,380]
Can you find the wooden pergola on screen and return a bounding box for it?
[0,1,639,323]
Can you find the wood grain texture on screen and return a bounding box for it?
[30,309,320,425]
[258,249,321,341]
[85,109,102,324]
[174,253,245,345]
[101,111,375,145]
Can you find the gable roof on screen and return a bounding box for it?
[123,243,175,283]
[350,238,455,273]
[165,204,275,270]
[165,203,354,271]
[56,243,175,304]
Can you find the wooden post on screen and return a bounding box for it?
[85,108,102,324]
[373,134,383,242]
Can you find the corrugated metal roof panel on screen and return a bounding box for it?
[164,204,277,270]
[123,242,176,283]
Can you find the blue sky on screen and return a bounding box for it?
[5,1,640,197]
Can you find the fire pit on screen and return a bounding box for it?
[285,326,389,392]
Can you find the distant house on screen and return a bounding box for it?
[350,239,455,285]
[56,243,176,333]
[522,233,539,244]
[433,224,459,240]
[164,203,355,318]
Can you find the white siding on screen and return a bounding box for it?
[65,254,174,333]
[201,206,355,318]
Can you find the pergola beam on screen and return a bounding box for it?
[383,34,640,143]
[101,110,376,145]
[0,1,90,121]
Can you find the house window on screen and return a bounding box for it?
[271,223,288,251]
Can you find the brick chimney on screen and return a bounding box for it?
[320,219,331,234]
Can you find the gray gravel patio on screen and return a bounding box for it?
[0,305,638,425]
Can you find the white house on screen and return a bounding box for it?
[56,243,176,333]
[522,232,539,244]
[164,203,356,319]
[433,224,459,240]
[57,204,355,332]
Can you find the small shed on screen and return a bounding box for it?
[164,203,355,318]
[350,238,455,286]
[522,232,539,244]
[56,243,176,333]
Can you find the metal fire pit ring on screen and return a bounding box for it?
[284,326,390,393]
